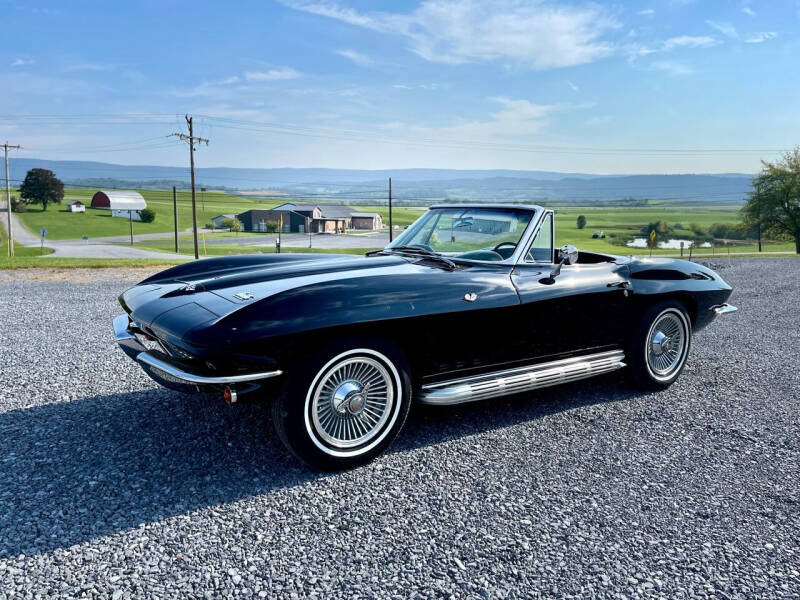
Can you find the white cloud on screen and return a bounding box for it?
[244,67,301,81]
[420,97,557,139]
[742,6,756,16]
[285,1,618,69]
[706,20,776,44]
[11,58,34,67]
[61,62,118,72]
[392,83,440,90]
[706,20,738,39]
[566,80,580,92]
[336,49,374,66]
[651,60,694,75]
[744,31,777,43]
[638,8,655,16]
[663,35,718,50]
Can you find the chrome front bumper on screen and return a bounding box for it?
[113,314,283,389]
[710,303,738,315]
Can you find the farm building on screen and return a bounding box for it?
[66,201,86,213]
[237,203,381,233]
[211,214,236,229]
[90,190,147,220]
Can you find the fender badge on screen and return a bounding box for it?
[463,292,478,302]
[234,291,255,301]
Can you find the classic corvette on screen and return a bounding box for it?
[114,204,736,469]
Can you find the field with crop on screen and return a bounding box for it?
[10,189,795,256]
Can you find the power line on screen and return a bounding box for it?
[0,112,788,156]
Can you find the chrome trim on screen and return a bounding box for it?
[517,209,554,266]
[395,204,544,267]
[710,303,738,315]
[418,350,626,405]
[113,314,283,386]
[136,352,283,385]
[113,314,147,360]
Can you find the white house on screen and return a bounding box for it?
[90,190,147,220]
[66,200,86,213]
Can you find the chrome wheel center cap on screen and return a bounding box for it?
[651,331,671,356]
[347,393,366,415]
[332,381,365,415]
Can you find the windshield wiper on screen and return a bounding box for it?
[366,245,457,271]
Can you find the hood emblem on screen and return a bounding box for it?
[463,292,478,302]
[182,283,197,292]
[234,291,255,301]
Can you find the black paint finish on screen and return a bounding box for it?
[119,249,733,388]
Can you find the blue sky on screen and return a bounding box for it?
[1,0,798,173]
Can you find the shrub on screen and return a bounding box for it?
[222,218,242,233]
[10,196,26,213]
[266,220,279,232]
[689,223,708,236]
[139,208,156,223]
[576,215,587,229]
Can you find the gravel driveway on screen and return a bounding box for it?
[0,259,798,598]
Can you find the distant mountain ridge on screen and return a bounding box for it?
[5,158,755,204]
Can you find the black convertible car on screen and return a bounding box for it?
[114,204,736,469]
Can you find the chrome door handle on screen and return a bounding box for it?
[606,281,631,289]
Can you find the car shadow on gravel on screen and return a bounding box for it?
[0,373,638,558]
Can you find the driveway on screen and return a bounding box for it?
[0,259,798,598]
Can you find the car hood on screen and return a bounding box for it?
[119,253,514,347]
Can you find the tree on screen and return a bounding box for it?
[222,217,242,234]
[576,215,587,229]
[640,220,674,244]
[139,208,156,223]
[19,168,64,211]
[742,147,800,254]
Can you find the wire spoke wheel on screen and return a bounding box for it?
[645,309,690,381]
[309,355,395,450]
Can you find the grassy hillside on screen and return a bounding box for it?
[15,189,277,240]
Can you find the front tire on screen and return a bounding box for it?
[627,301,692,390]
[272,339,411,470]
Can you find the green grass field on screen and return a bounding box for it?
[15,189,277,240]
[9,187,796,257]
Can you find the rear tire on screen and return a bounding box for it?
[627,301,692,390]
[272,338,412,470]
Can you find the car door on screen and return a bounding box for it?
[510,212,632,362]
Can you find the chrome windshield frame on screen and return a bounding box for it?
[386,204,544,267]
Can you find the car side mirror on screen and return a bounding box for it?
[557,244,579,266]
[541,244,579,284]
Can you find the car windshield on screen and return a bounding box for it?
[385,207,536,261]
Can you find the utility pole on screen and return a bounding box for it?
[277,213,282,253]
[129,210,134,245]
[757,222,762,253]
[170,116,208,259]
[3,142,21,257]
[388,177,393,242]
[173,186,179,253]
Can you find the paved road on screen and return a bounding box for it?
[0,259,798,598]
[1,205,190,259]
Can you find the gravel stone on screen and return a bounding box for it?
[0,259,798,599]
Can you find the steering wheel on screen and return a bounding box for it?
[492,241,517,259]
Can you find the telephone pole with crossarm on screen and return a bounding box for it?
[3,142,21,257]
[170,116,208,259]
